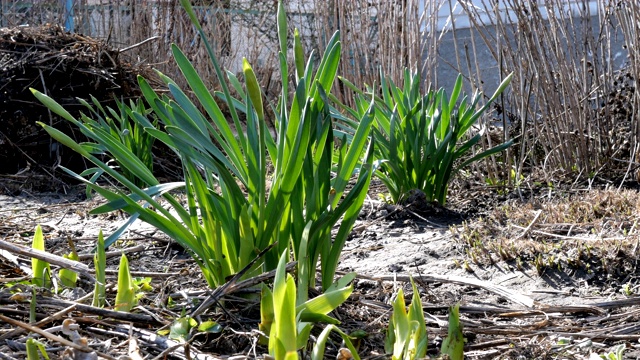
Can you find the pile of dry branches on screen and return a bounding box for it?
[0,24,152,176]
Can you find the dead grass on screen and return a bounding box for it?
[310,0,441,105]
[453,187,640,281]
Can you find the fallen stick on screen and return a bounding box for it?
[119,36,160,53]
[0,239,94,283]
[0,314,115,360]
[351,272,536,308]
[0,294,166,325]
[0,303,77,341]
[514,209,542,240]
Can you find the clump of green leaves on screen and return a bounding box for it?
[337,70,512,204]
[33,0,373,290]
[168,314,197,342]
[385,278,427,360]
[26,338,49,360]
[78,96,157,189]
[385,280,465,360]
[592,344,626,360]
[162,310,223,343]
[29,225,82,311]
[441,304,464,360]
[260,245,359,359]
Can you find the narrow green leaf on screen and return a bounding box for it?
[198,321,223,333]
[93,230,107,308]
[38,123,92,158]
[455,140,514,173]
[314,39,341,95]
[407,279,428,359]
[311,325,334,360]
[31,225,51,289]
[26,338,49,360]
[277,0,287,57]
[297,323,313,350]
[390,289,410,360]
[259,283,274,343]
[296,280,352,316]
[115,253,136,312]
[91,182,184,214]
[448,74,463,122]
[331,95,374,206]
[488,72,513,103]
[272,252,297,359]
[243,58,265,123]
[322,138,374,290]
[312,325,361,360]
[137,76,172,124]
[441,304,464,360]
[171,44,246,174]
[293,28,305,79]
[297,312,340,324]
[30,288,37,324]
[296,221,312,305]
[59,251,78,288]
[31,89,76,123]
[179,0,201,31]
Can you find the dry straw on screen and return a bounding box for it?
[458,0,640,183]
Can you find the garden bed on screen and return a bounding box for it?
[1,181,639,359]
[2,2,640,359]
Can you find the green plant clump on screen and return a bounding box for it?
[77,96,157,189]
[336,70,512,204]
[260,246,359,360]
[385,278,428,360]
[385,278,465,360]
[32,0,374,290]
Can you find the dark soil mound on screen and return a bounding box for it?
[0,24,151,176]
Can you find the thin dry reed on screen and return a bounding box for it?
[614,2,640,184]
[0,0,66,27]
[459,0,640,183]
[309,0,446,104]
[2,1,448,103]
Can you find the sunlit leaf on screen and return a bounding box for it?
[59,251,78,288]
[170,315,197,342]
[114,253,136,312]
[93,230,106,308]
[198,321,223,333]
[31,225,51,289]
[441,303,464,360]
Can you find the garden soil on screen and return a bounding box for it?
[1,179,640,359]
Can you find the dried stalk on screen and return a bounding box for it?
[459,0,634,182]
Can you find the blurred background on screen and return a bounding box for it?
[1,0,638,187]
